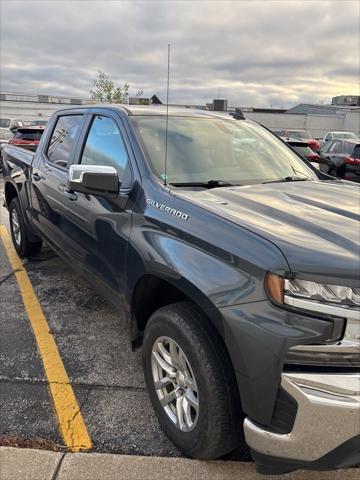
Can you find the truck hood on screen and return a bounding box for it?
[178,180,360,285]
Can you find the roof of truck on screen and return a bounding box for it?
[78,104,235,118]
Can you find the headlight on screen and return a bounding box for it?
[266,274,360,367]
[265,273,360,319]
[284,279,360,306]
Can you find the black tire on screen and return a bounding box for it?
[328,168,336,177]
[143,301,247,459]
[9,197,42,258]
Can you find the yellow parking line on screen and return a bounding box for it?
[0,225,92,452]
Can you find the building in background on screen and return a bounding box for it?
[0,91,88,122]
[0,91,165,122]
[286,103,360,116]
[1,91,359,138]
[332,95,360,106]
[240,103,360,139]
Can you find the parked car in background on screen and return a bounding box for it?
[0,127,13,149]
[29,119,48,127]
[322,131,358,144]
[280,129,320,152]
[8,126,45,152]
[281,137,333,173]
[318,139,360,182]
[282,137,319,161]
[0,118,25,132]
[0,127,14,173]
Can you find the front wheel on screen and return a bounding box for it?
[143,302,247,459]
[9,198,42,257]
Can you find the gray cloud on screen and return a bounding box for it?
[1,0,359,108]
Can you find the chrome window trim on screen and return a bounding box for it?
[284,295,360,321]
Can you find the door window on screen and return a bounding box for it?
[329,141,341,154]
[47,115,83,167]
[320,141,334,154]
[80,115,128,178]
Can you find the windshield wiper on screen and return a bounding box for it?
[262,176,312,184]
[170,180,238,188]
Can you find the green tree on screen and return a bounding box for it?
[112,83,129,103]
[90,71,143,104]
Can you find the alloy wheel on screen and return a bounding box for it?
[11,209,22,247]
[151,336,199,432]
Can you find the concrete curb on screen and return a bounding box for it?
[0,447,359,480]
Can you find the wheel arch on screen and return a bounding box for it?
[129,272,226,345]
[5,180,41,243]
[4,181,19,208]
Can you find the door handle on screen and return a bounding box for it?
[64,189,77,201]
[32,172,41,181]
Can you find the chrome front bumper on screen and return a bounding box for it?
[244,372,360,462]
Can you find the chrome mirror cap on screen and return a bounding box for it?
[68,164,120,196]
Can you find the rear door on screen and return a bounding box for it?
[30,112,86,246]
[59,109,136,301]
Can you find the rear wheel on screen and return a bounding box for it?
[9,198,42,257]
[143,301,247,459]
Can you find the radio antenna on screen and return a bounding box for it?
[164,43,171,187]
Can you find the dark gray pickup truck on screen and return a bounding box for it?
[2,105,360,474]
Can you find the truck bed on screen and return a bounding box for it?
[3,144,35,167]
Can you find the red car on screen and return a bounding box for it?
[280,129,320,152]
[282,137,319,161]
[8,127,45,151]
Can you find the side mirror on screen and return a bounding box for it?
[68,164,120,197]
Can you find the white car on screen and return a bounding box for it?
[0,127,14,172]
[322,131,358,144]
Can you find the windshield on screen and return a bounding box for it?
[291,145,314,156]
[14,129,43,141]
[0,129,13,140]
[333,132,357,140]
[30,120,48,126]
[0,119,10,128]
[287,130,312,140]
[131,117,315,185]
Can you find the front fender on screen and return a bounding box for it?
[125,215,285,340]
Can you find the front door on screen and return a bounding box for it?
[59,111,136,303]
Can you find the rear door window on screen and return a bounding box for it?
[47,115,83,168]
[292,145,313,157]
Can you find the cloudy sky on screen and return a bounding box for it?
[1,0,359,108]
